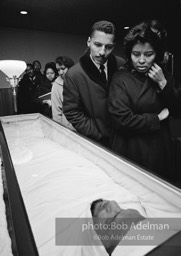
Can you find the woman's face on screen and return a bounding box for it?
[131,42,156,73]
[46,68,56,82]
[56,63,68,79]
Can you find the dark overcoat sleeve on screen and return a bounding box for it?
[156,72,181,117]
[63,69,103,141]
[108,72,160,134]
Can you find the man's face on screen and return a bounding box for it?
[33,61,41,72]
[92,199,123,254]
[87,30,115,65]
[26,65,34,78]
[93,199,121,220]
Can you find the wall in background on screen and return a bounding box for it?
[0,27,87,88]
[0,26,125,88]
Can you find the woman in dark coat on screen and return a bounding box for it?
[108,20,181,182]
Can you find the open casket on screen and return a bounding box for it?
[0,113,181,256]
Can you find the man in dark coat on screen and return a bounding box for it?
[63,20,125,146]
[17,63,42,114]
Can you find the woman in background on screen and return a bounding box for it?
[34,62,58,118]
[51,56,75,130]
[33,60,43,77]
[108,20,181,182]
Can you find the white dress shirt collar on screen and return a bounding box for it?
[90,54,108,78]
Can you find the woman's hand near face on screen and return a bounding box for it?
[148,63,167,90]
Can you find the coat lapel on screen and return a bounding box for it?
[107,54,119,85]
[79,50,118,90]
[133,72,151,101]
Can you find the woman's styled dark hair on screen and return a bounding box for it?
[43,62,58,77]
[124,20,167,66]
[55,56,75,69]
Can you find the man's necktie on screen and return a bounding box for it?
[99,64,107,83]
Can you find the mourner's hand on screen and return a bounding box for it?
[148,63,167,90]
[42,99,51,107]
[158,108,169,121]
[46,99,52,107]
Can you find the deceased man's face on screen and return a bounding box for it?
[93,199,121,220]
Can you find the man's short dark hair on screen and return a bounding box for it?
[26,63,33,69]
[90,198,103,216]
[90,20,116,39]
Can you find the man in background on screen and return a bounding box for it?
[17,63,42,114]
